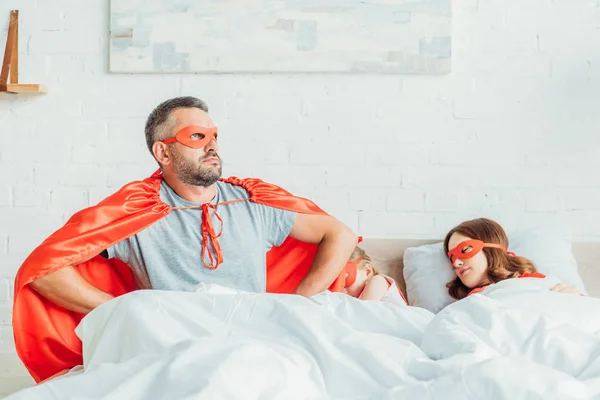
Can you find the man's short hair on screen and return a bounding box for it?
[144,96,209,156]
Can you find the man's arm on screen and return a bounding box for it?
[29,256,114,315]
[287,213,358,298]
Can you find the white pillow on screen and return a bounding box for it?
[508,228,587,295]
[403,226,588,314]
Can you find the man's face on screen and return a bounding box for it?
[168,108,222,187]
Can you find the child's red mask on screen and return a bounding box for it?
[161,126,218,149]
[447,239,515,265]
[342,256,362,287]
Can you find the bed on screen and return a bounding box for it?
[2,238,600,400]
[359,239,600,299]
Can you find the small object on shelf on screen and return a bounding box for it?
[1,10,46,94]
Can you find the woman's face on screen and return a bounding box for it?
[447,233,491,289]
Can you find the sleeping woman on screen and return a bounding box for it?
[444,218,581,300]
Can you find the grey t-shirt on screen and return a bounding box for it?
[107,180,297,293]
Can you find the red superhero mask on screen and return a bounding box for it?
[447,239,515,265]
[343,256,361,287]
[161,125,218,149]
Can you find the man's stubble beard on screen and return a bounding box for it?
[172,150,223,187]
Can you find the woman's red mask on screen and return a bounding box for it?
[161,126,218,149]
[447,239,515,265]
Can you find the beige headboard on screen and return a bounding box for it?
[359,239,600,299]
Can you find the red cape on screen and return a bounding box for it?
[13,170,359,383]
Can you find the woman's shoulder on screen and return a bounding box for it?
[519,271,546,279]
[518,271,564,289]
[467,272,563,297]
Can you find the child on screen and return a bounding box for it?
[444,218,581,300]
[343,246,407,306]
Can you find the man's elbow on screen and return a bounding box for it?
[327,219,358,246]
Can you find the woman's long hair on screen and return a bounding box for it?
[443,218,537,300]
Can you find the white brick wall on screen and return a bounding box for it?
[1,0,599,395]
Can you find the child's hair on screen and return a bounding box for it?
[443,218,537,300]
[349,246,379,275]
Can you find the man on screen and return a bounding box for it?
[13,97,359,383]
[26,96,358,314]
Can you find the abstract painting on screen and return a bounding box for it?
[109,0,451,74]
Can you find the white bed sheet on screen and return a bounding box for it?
[6,280,600,400]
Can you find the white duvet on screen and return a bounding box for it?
[6,278,600,400]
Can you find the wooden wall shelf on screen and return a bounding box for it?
[5,84,46,93]
[1,10,46,94]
